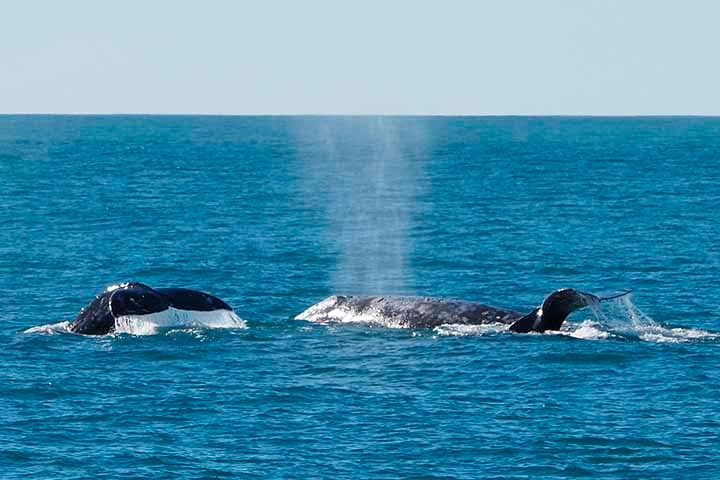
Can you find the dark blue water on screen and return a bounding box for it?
[2,116,719,478]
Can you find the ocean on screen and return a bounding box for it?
[2,115,719,478]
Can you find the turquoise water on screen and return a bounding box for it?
[2,116,720,478]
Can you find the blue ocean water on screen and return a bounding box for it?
[1,115,719,478]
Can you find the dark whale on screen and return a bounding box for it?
[69,282,242,335]
[295,288,630,332]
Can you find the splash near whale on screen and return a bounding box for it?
[295,288,631,332]
[67,282,244,335]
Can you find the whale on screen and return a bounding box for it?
[295,288,631,332]
[68,282,243,335]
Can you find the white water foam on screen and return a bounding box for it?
[559,295,719,343]
[431,295,718,344]
[23,321,72,335]
[24,308,246,336]
[434,323,509,337]
[554,320,611,340]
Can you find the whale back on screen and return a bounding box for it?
[295,295,523,328]
[68,289,115,335]
[509,288,600,333]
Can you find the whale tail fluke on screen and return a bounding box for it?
[509,288,631,333]
[68,282,238,335]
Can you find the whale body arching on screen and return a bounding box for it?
[295,288,630,332]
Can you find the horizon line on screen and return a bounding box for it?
[2,112,720,118]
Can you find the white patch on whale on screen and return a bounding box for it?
[294,295,413,328]
[114,307,246,335]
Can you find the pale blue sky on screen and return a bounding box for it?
[2,0,718,114]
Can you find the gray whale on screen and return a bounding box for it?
[295,288,630,332]
[69,282,240,335]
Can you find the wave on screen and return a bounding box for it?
[24,308,247,336]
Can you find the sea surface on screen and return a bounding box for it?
[1,115,719,479]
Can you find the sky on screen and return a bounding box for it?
[1,0,718,115]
